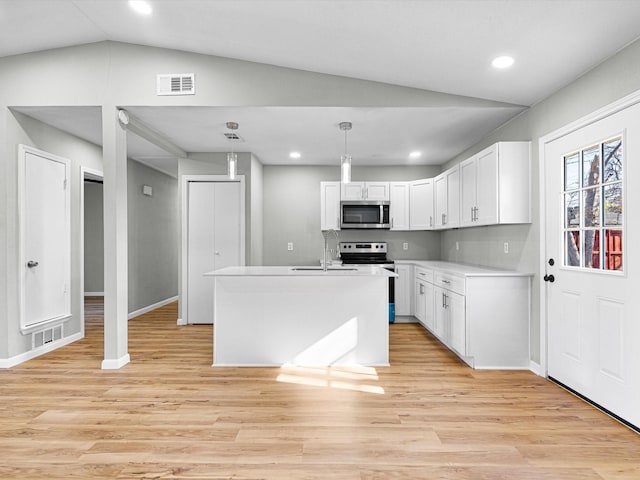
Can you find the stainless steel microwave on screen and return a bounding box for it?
[340,201,390,229]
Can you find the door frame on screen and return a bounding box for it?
[538,88,640,376]
[179,174,246,325]
[17,144,71,333]
[80,166,104,338]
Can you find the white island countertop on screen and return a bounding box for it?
[205,265,397,277]
[206,264,393,367]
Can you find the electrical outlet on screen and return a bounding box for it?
[403,242,408,251]
[455,241,459,251]
[503,242,509,254]
[287,242,293,251]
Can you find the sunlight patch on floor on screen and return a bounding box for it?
[276,365,384,394]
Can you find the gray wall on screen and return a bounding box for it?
[127,160,179,313]
[263,165,441,265]
[440,38,640,364]
[250,154,264,266]
[84,181,104,294]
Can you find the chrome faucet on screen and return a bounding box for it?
[322,229,339,271]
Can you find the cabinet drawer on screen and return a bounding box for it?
[435,272,465,295]
[414,267,434,283]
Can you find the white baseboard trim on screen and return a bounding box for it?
[85,292,104,297]
[529,360,545,377]
[176,318,187,326]
[128,295,178,320]
[393,315,418,324]
[101,353,131,370]
[0,332,83,368]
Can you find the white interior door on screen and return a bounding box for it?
[20,146,71,329]
[544,102,640,428]
[187,181,242,324]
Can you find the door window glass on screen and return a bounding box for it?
[562,137,623,271]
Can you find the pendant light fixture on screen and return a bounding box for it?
[339,121,352,184]
[226,121,239,180]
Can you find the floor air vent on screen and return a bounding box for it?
[157,73,195,95]
[32,324,63,349]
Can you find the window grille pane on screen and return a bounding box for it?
[583,230,600,269]
[564,153,580,191]
[582,146,600,187]
[583,187,600,227]
[603,138,622,183]
[604,229,623,271]
[604,183,623,226]
[565,192,580,228]
[565,231,580,267]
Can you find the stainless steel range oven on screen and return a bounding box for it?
[339,242,395,323]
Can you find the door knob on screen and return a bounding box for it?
[543,274,555,283]
[215,251,220,256]
[548,258,555,266]
[27,260,39,268]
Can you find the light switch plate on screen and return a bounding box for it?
[403,242,408,251]
[287,242,293,251]
[504,242,509,254]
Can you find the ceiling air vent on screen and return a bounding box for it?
[157,73,195,96]
[223,132,244,141]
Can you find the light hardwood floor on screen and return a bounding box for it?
[1,298,638,479]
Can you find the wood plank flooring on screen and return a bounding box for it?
[1,297,638,479]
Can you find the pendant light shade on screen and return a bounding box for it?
[226,121,239,180]
[339,121,352,184]
[227,152,237,180]
[341,154,351,184]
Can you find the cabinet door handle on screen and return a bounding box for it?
[429,216,433,227]
[419,284,425,295]
[442,279,450,284]
[444,293,448,309]
[391,217,394,229]
[442,213,446,225]
[470,206,474,221]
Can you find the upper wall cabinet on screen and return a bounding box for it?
[341,181,390,201]
[434,165,460,229]
[409,179,434,230]
[389,182,410,230]
[460,141,531,227]
[320,181,341,230]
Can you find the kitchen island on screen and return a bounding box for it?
[204,266,396,367]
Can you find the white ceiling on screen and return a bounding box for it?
[4,1,640,174]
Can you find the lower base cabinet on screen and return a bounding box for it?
[405,261,531,369]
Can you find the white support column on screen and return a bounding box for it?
[101,106,130,369]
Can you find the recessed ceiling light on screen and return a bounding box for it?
[289,151,301,159]
[492,56,515,69]
[409,151,421,159]
[129,0,152,15]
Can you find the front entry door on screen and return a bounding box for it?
[187,181,243,324]
[544,102,640,428]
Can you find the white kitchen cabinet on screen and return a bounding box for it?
[407,261,531,369]
[389,182,410,231]
[394,264,413,316]
[434,284,465,355]
[320,181,341,230]
[434,165,459,229]
[460,141,531,227]
[409,179,434,230]
[414,267,434,330]
[341,181,390,201]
